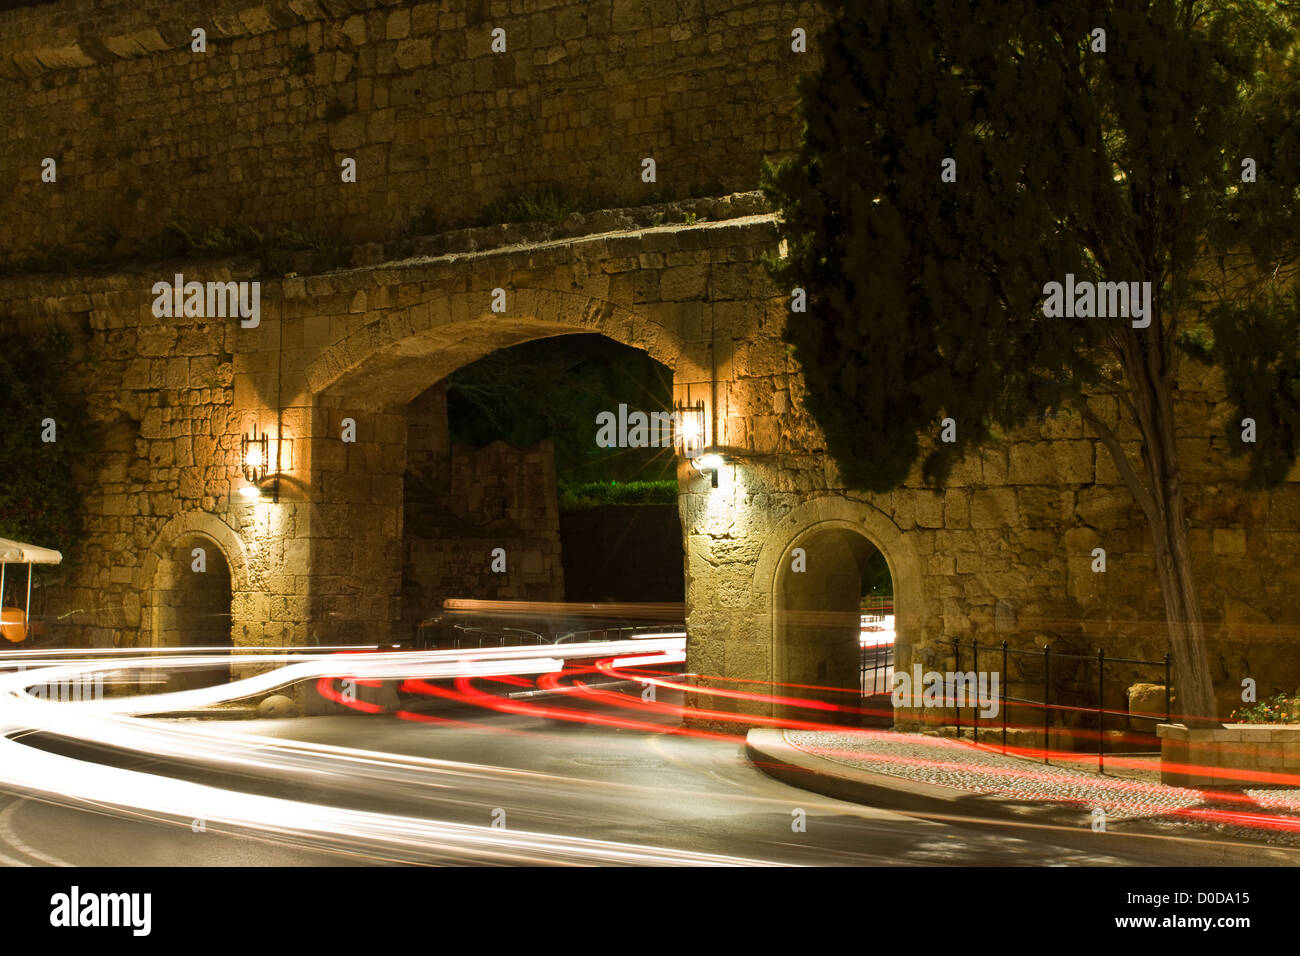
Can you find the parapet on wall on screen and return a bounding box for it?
[0,0,825,259]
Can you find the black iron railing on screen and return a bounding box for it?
[859,606,895,697]
[860,639,895,696]
[946,638,1172,773]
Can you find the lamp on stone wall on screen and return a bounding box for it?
[673,399,725,488]
[673,400,706,457]
[240,424,290,503]
[241,426,269,484]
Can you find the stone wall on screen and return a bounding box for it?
[684,329,1300,727]
[1159,723,1300,788]
[402,390,566,637]
[0,0,824,259]
[4,208,1300,723]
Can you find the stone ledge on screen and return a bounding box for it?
[1158,722,1300,788]
[0,0,388,79]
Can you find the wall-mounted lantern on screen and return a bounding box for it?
[694,451,726,488]
[673,399,706,457]
[239,425,289,503]
[673,399,728,488]
[241,427,269,484]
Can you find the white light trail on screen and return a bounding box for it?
[0,636,784,866]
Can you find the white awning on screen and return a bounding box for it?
[0,538,63,565]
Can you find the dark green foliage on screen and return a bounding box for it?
[445,334,676,484]
[1206,288,1300,486]
[763,0,1300,492]
[463,181,730,230]
[140,220,351,275]
[409,205,440,236]
[0,325,90,556]
[557,479,678,510]
[476,185,578,225]
[139,221,266,261]
[0,246,95,277]
[859,547,892,599]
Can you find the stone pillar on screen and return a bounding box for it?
[306,401,407,647]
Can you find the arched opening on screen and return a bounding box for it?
[400,332,684,644]
[775,527,896,727]
[153,534,233,691]
[301,290,694,649]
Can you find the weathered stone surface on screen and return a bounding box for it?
[257,694,298,717]
[0,0,826,260]
[0,0,1297,723]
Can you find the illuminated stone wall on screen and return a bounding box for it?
[0,0,824,259]
[3,205,1299,723]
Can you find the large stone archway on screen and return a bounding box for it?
[296,289,701,648]
[304,289,696,410]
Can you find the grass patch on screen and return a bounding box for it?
[1,219,353,278]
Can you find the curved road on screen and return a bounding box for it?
[0,705,1204,866]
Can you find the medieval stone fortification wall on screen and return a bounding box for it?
[3,209,1299,723]
[2,0,1298,725]
[0,0,823,259]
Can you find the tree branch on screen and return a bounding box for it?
[1077,397,1160,526]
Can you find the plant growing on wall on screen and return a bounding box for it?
[446,334,676,485]
[0,324,91,558]
[763,0,1300,723]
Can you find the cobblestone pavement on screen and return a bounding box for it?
[785,729,1300,846]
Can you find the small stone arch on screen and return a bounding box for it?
[138,512,250,651]
[751,495,925,724]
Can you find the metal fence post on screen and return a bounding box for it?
[1164,653,1172,723]
[1001,641,1008,755]
[953,639,961,740]
[1097,647,1105,774]
[1043,644,1050,764]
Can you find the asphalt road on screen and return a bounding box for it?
[0,684,1224,866]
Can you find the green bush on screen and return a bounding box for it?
[558,479,677,511]
[0,324,91,558]
[140,220,350,274]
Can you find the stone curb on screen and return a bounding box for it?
[144,708,260,720]
[744,728,1300,866]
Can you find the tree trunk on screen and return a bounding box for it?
[1080,317,1220,726]
[1145,482,1219,726]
